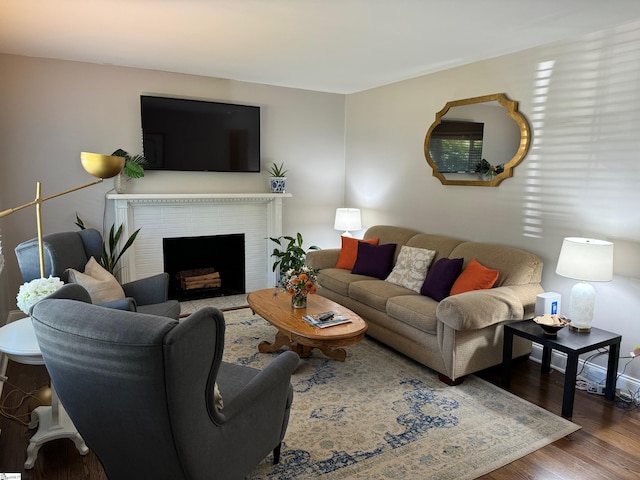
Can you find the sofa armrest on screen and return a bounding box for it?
[436,284,544,331]
[306,249,340,270]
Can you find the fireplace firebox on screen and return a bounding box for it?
[163,234,245,300]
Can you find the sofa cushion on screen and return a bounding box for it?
[352,243,397,279]
[421,257,464,301]
[335,237,379,270]
[405,233,464,262]
[385,246,436,293]
[386,295,439,334]
[450,259,499,295]
[67,257,126,304]
[349,279,416,311]
[317,268,373,297]
[448,242,543,287]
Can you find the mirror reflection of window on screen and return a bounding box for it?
[429,121,484,173]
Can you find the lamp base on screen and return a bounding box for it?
[568,281,596,333]
[569,324,591,333]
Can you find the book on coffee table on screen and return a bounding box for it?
[303,311,352,328]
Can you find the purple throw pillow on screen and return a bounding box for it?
[420,257,464,301]
[352,242,397,279]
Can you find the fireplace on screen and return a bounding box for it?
[107,193,289,292]
[163,234,245,300]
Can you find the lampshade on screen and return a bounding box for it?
[334,208,362,237]
[555,237,613,332]
[556,237,614,282]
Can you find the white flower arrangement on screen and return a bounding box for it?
[16,276,64,315]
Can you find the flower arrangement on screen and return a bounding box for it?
[282,266,318,296]
[281,265,319,308]
[16,276,64,315]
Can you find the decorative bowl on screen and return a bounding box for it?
[533,315,569,337]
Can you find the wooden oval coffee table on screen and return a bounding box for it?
[247,288,368,361]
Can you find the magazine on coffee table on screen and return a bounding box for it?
[303,311,352,328]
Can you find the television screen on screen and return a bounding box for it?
[140,95,260,172]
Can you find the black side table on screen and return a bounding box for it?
[502,319,621,419]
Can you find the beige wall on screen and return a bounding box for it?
[1,19,639,385]
[0,54,346,311]
[345,21,640,383]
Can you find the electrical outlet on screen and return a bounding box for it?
[632,346,640,357]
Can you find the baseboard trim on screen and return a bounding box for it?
[529,344,640,394]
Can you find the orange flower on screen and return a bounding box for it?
[299,273,308,282]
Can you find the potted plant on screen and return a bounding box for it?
[267,162,287,193]
[270,233,319,274]
[76,214,140,275]
[112,148,146,193]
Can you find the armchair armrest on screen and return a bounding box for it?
[306,249,340,270]
[219,350,299,422]
[121,273,170,306]
[437,284,544,331]
[99,297,137,312]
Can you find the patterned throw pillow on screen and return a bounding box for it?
[67,257,126,303]
[385,245,436,293]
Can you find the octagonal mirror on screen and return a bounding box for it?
[424,93,531,186]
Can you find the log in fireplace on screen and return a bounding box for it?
[163,234,245,300]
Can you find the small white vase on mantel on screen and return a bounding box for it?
[113,172,131,193]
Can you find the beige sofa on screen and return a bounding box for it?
[305,225,543,384]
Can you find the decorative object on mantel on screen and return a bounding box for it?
[281,265,318,308]
[0,152,124,278]
[334,208,362,237]
[267,162,287,193]
[111,148,146,194]
[76,214,141,275]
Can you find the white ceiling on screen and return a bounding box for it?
[2,0,640,94]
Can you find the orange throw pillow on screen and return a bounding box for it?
[449,258,499,295]
[335,237,379,270]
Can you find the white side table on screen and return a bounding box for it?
[0,317,89,469]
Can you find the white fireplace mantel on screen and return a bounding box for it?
[106,193,292,291]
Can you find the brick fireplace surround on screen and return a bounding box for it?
[106,193,291,293]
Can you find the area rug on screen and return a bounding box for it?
[216,308,580,480]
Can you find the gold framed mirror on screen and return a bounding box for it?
[424,93,531,186]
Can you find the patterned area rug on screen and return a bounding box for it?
[212,307,580,480]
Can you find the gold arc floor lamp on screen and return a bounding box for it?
[0,152,124,278]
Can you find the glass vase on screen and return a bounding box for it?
[291,293,307,309]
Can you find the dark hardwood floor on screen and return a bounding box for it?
[1,358,639,479]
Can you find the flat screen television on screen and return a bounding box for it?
[140,95,260,172]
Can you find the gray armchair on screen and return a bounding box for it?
[15,228,180,319]
[31,284,299,480]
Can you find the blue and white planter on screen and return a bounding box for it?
[270,176,287,193]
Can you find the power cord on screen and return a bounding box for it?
[0,378,47,426]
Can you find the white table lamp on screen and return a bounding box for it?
[555,237,614,332]
[334,208,362,237]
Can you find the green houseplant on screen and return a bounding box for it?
[112,148,146,179]
[112,148,146,193]
[76,214,141,275]
[270,233,319,274]
[267,162,288,193]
